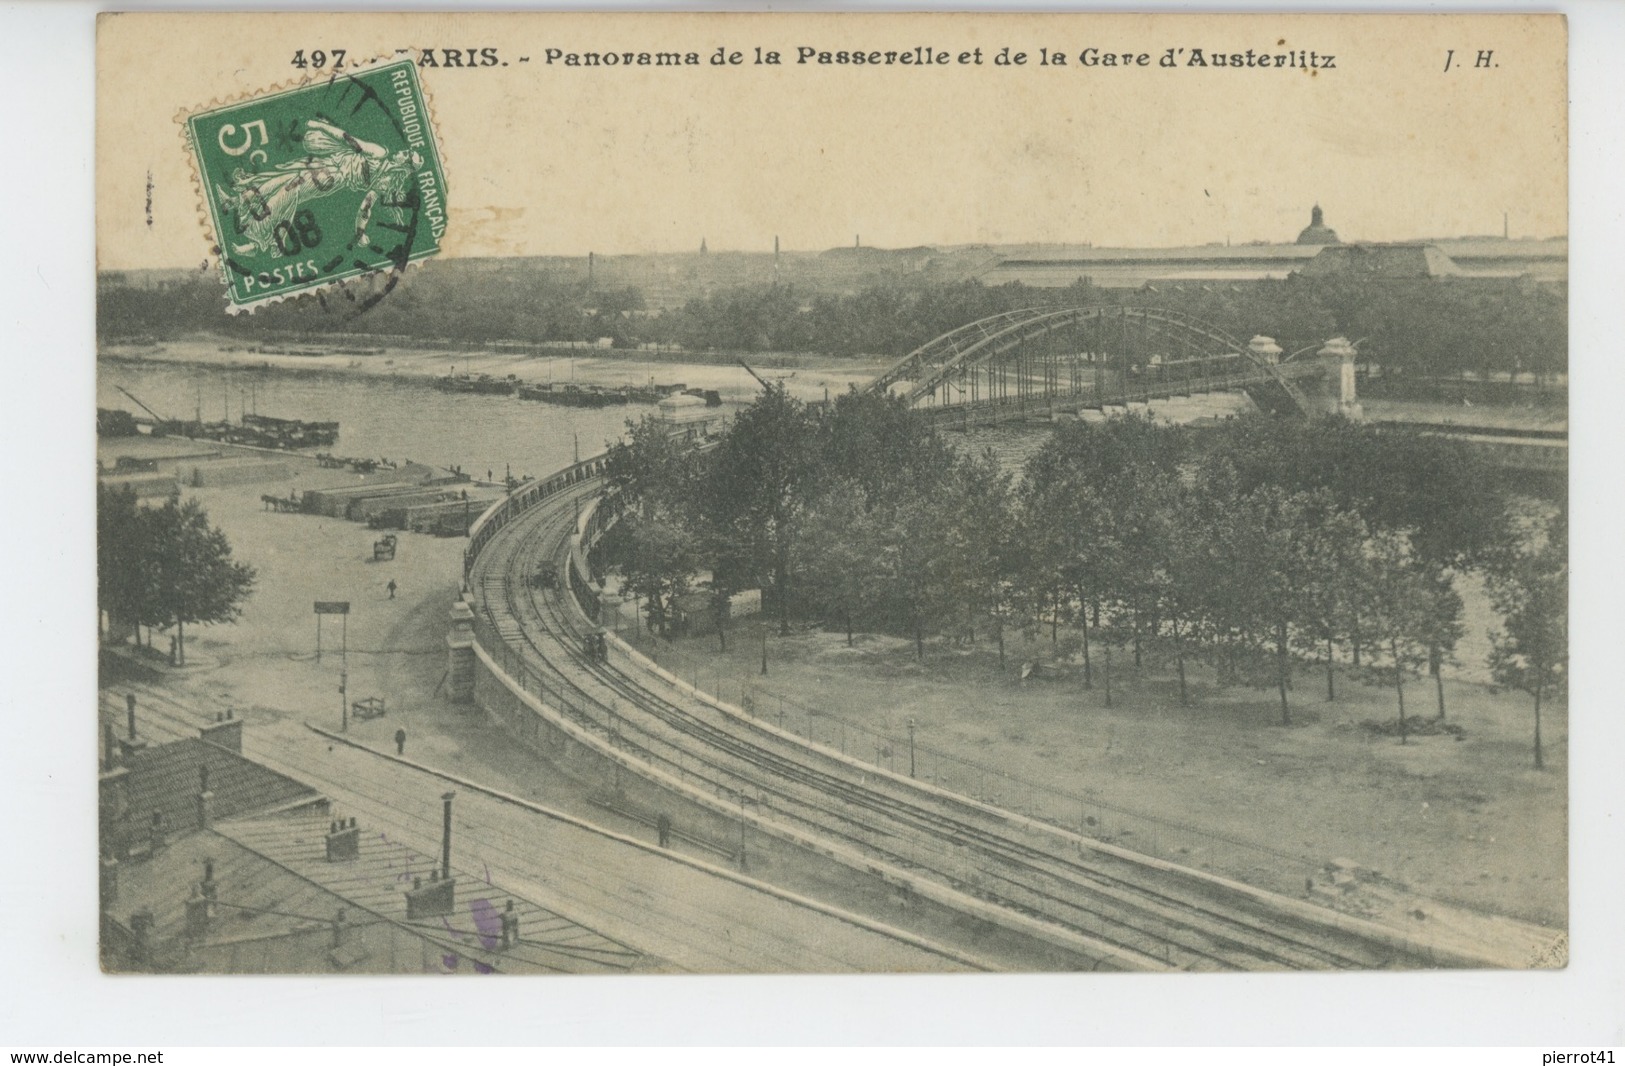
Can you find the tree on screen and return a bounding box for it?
[141,494,257,665]
[1021,413,1186,699]
[1202,414,1510,570]
[699,384,820,635]
[885,487,956,661]
[797,478,889,646]
[1355,530,1440,743]
[617,512,697,639]
[1195,482,1328,725]
[1486,510,1567,769]
[97,484,150,644]
[938,450,1015,651]
[1290,507,1372,702]
[604,414,696,519]
[1419,570,1466,718]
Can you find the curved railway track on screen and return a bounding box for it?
[465,474,1471,972]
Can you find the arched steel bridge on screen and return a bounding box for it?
[867,306,1329,425]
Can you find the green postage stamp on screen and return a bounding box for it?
[183,60,446,312]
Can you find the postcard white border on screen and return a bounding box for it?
[3,0,1620,1048]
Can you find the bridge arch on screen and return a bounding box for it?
[866,306,1318,419]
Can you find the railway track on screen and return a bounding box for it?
[463,475,1475,972]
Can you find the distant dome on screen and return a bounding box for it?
[1295,204,1341,246]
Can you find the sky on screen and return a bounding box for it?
[97,11,1566,270]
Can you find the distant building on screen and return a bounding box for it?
[1300,242,1464,279]
[1295,204,1341,246]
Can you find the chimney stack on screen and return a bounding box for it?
[325,816,361,862]
[129,908,154,964]
[184,884,212,942]
[126,694,137,740]
[196,786,214,829]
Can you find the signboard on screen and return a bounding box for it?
[313,601,351,615]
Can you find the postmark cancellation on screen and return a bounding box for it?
[181,59,446,313]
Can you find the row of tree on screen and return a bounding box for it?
[606,389,1566,766]
[98,487,257,664]
[101,266,1566,383]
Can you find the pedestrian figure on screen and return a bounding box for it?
[656,812,672,848]
[500,900,518,949]
[394,727,407,755]
[387,579,397,599]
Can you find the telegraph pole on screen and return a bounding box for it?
[339,611,348,732]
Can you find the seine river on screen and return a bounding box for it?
[100,359,697,481]
[101,346,1253,484]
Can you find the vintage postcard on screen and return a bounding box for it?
[96,11,1567,977]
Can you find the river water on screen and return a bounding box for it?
[100,339,1259,485]
[99,339,894,480]
[100,359,679,481]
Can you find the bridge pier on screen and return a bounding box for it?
[447,598,477,704]
[1320,337,1364,420]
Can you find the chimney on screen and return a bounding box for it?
[99,851,119,909]
[200,857,217,900]
[325,817,361,862]
[441,791,455,880]
[184,885,212,942]
[200,711,242,753]
[119,695,148,758]
[196,786,214,829]
[129,908,154,964]
[103,721,120,770]
[404,871,456,919]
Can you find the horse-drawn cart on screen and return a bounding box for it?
[373,533,398,561]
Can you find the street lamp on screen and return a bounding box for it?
[907,717,917,778]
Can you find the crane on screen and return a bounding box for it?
[115,385,172,424]
[735,359,773,392]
